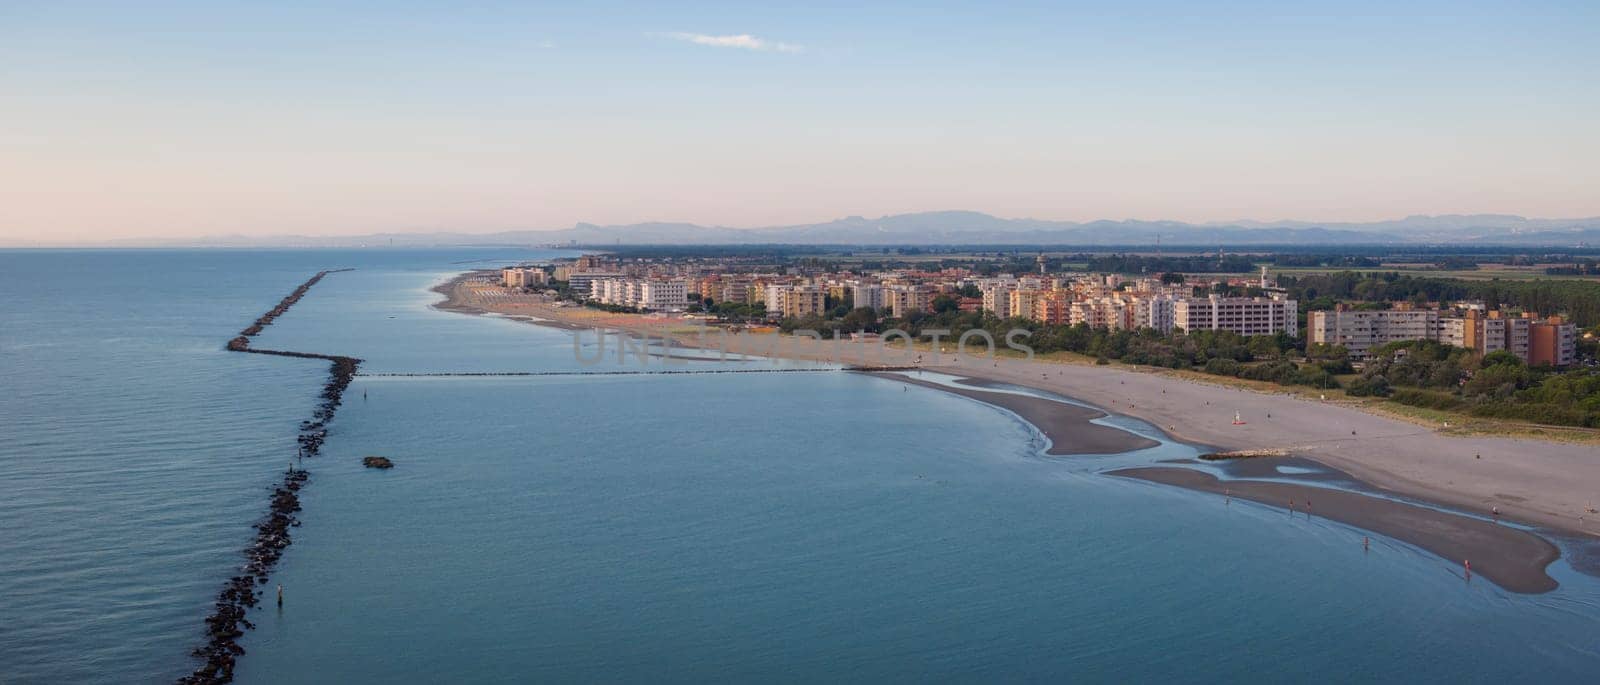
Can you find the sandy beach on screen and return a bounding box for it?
[433,272,1600,590]
[1110,467,1560,593]
[871,373,1159,455]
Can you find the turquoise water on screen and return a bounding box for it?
[3,250,1599,683]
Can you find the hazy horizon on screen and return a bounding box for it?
[9,210,1600,249]
[4,1,1597,243]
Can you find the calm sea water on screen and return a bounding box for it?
[3,249,1599,683]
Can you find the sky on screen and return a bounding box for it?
[2,0,1598,244]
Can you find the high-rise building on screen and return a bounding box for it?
[1323,308,1579,367]
[1136,295,1178,333]
[887,285,934,318]
[981,285,1015,318]
[765,285,827,319]
[1308,306,1440,358]
[569,271,627,298]
[1174,295,1298,337]
[637,280,688,311]
[1008,290,1043,322]
[501,267,548,288]
[1033,291,1070,325]
[851,283,886,312]
[1528,316,1577,366]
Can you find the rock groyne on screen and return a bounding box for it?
[180,270,361,685]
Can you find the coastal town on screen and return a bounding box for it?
[440,249,1600,596]
[498,253,1585,369]
[15,3,1600,681]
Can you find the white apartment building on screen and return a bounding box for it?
[1137,295,1178,333]
[1505,317,1531,361]
[1318,307,1577,366]
[1308,308,1440,358]
[851,283,886,312]
[567,271,627,298]
[1174,295,1298,337]
[637,280,688,311]
[590,278,689,311]
[981,285,1015,318]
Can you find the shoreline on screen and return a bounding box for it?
[875,373,1563,593]
[1108,467,1561,594]
[430,271,1599,591]
[868,372,1160,456]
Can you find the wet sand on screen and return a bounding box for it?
[1110,467,1561,594]
[888,371,1568,592]
[869,373,1159,455]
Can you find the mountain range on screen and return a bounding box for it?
[28,212,1600,248]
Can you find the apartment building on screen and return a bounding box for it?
[501,267,547,288]
[637,280,688,311]
[1459,310,1507,354]
[1316,306,1578,366]
[1529,316,1578,366]
[1174,295,1298,337]
[1137,296,1178,333]
[1008,290,1043,322]
[888,285,935,318]
[765,285,827,319]
[589,278,689,311]
[567,271,627,298]
[1505,317,1531,361]
[1033,291,1070,325]
[981,285,1015,319]
[851,283,886,312]
[1308,306,1440,358]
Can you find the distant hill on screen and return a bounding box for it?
[63,211,1600,248]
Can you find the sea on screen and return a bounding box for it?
[2,249,1598,683]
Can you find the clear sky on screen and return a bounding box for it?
[3,1,1597,243]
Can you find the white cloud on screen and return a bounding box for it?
[661,32,802,53]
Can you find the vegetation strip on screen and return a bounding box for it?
[180,270,362,685]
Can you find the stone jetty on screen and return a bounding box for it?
[1197,448,1291,461]
[179,270,361,685]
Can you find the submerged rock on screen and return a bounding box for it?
[361,456,394,469]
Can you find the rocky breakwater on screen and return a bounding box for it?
[180,270,361,685]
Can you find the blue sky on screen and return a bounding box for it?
[3,1,1597,242]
